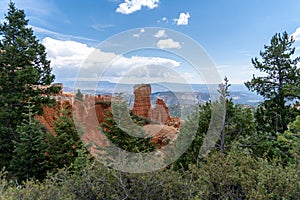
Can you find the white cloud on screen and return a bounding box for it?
[102,57,181,84]
[292,27,300,41]
[112,56,180,70]
[157,38,182,49]
[42,37,97,69]
[157,17,168,23]
[173,12,190,26]
[154,30,166,38]
[132,28,145,38]
[32,26,97,42]
[215,64,268,84]
[42,37,180,83]
[90,24,115,31]
[116,0,159,14]
[115,65,185,84]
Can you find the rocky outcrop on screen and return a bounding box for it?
[132,84,180,129]
[36,100,72,134]
[150,98,171,124]
[143,124,178,149]
[73,97,111,148]
[37,84,180,154]
[133,84,152,118]
[166,117,181,129]
[38,94,112,135]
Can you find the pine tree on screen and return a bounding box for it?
[245,31,300,133]
[75,89,84,101]
[288,115,300,134]
[173,78,255,170]
[48,109,85,170]
[0,2,58,169]
[218,77,231,153]
[9,103,51,182]
[101,100,155,153]
[214,77,255,153]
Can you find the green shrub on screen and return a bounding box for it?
[1,150,299,199]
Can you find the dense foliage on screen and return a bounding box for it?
[1,150,299,199]
[173,78,256,170]
[100,100,155,153]
[0,2,59,169]
[9,104,52,182]
[47,108,87,172]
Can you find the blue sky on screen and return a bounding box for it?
[1,0,300,84]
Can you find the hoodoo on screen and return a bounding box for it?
[132,84,152,118]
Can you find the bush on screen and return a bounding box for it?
[1,150,299,199]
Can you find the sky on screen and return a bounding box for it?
[1,0,300,85]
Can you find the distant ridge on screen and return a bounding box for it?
[61,81,263,106]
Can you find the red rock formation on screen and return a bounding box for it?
[133,84,152,118]
[166,117,181,129]
[151,98,171,124]
[143,124,178,149]
[37,84,181,155]
[36,100,72,134]
[73,98,111,148]
[132,84,181,129]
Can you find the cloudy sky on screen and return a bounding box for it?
[1,0,300,85]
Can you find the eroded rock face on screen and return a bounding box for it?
[73,98,111,148]
[38,94,112,135]
[133,84,152,118]
[36,100,72,134]
[143,124,178,149]
[37,84,180,154]
[132,84,181,129]
[151,98,171,124]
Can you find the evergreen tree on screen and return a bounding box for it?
[287,115,300,134]
[216,77,255,153]
[101,100,155,153]
[9,103,51,182]
[0,2,58,169]
[171,103,207,170]
[218,77,231,153]
[244,115,300,165]
[245,31,300,133]
[173,78,255,170]
[48,109,85,170]
[75,89,84,101]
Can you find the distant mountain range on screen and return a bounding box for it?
[62,81,263,106]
